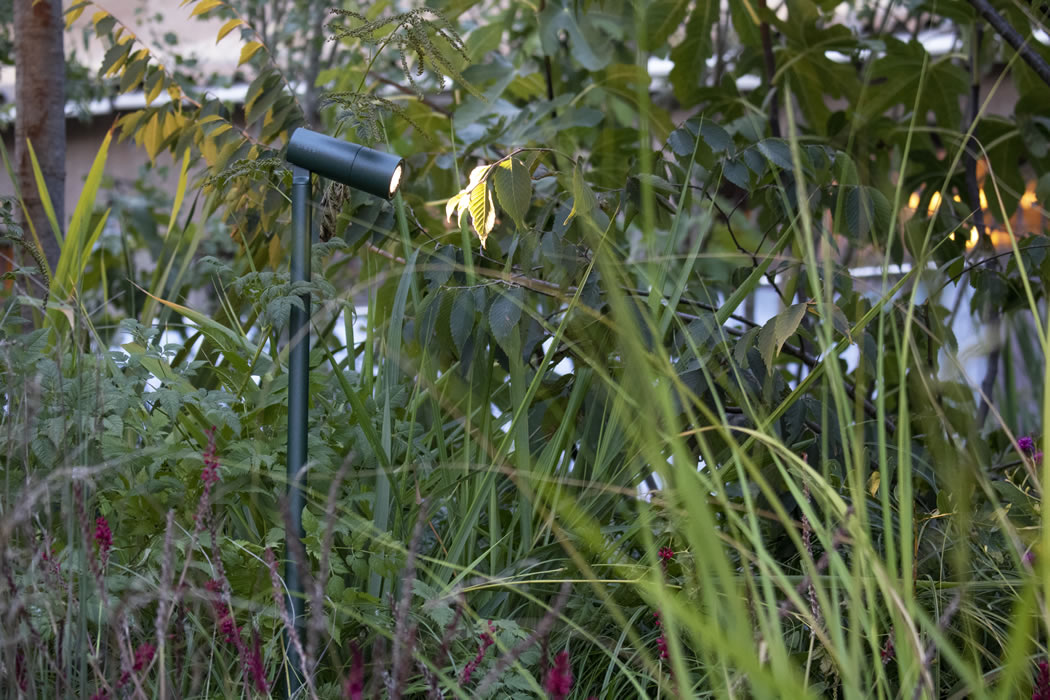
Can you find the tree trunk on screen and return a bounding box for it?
[14,0,65,274]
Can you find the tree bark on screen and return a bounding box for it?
[14,0,65,273]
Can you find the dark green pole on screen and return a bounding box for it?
[285,165,311,695]
[281,128,402,696]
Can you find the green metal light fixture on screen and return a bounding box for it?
[282,127,403,692]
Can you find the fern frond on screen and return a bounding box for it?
[326,7,477,99]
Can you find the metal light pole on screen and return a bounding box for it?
[283,127,404,694]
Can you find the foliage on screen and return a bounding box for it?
[2,0,1050,697]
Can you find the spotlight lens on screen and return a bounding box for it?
[389,164,403,197]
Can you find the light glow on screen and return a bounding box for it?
[389,164,403,196]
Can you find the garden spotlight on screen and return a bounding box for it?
[286,127,405,198]
[281,128,404,695]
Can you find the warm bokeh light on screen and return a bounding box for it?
[904,178,1043,249]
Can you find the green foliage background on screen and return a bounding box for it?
[2,0,1050,697]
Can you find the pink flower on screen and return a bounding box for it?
[195,428,221,532]
[117,642,156,688]
[94,517,112,565]
[658,547,675,564]
[1019,436,1035,453]
[206,579,243,645]
[544,650,573,700]
[201,428,221,486]
[132,643,156,672]
[653,611,669,660]
[460,622,495,685]
[344,642,364,699]
[220,615,241,644]
[880,636,895,665]
[656,634,669,660]
[245,628,269,694]
[1034,659,1050,700]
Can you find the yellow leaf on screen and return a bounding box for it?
[65,4,89,30]
[146,74,165,105]
[868,470,880,497]
[467,182,496,248]
[268,234,283,270]
[445,192,466,223]
[191,0,223,17]
[144,111,162,162]
[447,165,488,223]
[238,41,264,66]
[201,136,219,166]
[91,10,109,26]
[216,18,243,43]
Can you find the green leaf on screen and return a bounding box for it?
[722,158,750,189]
[449,288,476,357]
[757,302,808,373]
[491,158,532,228]
[539,1,611,71]
[669,1,718,104]
[756,139,794,171]
[844,185,890,240]
[563,163,597,226]
[697,120,732,153]
[645,0,690,50]
[488,286,524,352]
[100,42,132,77]
[733,326,762,367]
[426,245,455,288]
[668,127,695,157]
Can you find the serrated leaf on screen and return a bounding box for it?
[120,55,149,94]
[723,158,750,189]
[733,326,761,367]
[446,164,489,228]
[467,180,496,248]
[489,286,523,351]
[563,163,597,226]
[668,127,694,157]
[238,41,264,66]
[491,158,531,228]
[757,302,808,373]
[144,70,165,105]
[100,42,131,78]
[843,185,889,240]
[697,121,732,153]
[217,18,243,43]
[450,290,475,356]
[191,0,223,17]
[756,138,794,170]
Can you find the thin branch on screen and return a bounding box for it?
[964,0,1050,89]
[759,0,781,138]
